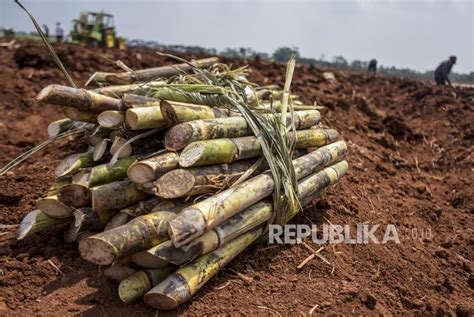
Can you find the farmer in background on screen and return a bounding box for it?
[55,22,64,43]
[43,24,49,38]
[434,56,457,87]
[367,59,377,74]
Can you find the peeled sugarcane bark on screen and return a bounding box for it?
[179,128,339,168]
[87,156,137,187]
[119,266,176,303]
[125,106,166,130]
[169,140,347,247]
[17,209,70,240]
[91,57,219,84]
[64,207,115,242]
[160,100,229,124]
[91,180,151,214]
[63,107,99,123]
[121,94,160,108]
[93,81,164,98]
[154,159,258,199]
[47,118,74,137]
[164,110,321,151]
[148,201,272,265]
[37,84,125,112]
[55,152,96,177]
[37,195,74,218]
[97,110,125,128]
[46,175,72,197]
[127,152,179,184]
[79,211,177,265]
[57,184,91,208]
[144,227,262,310]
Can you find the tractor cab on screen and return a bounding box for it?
[71,11,125,49]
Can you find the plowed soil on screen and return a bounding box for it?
[0,40,473,316]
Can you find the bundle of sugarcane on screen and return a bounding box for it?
[15,55,348,310]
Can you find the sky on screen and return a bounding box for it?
[1,0,473,73]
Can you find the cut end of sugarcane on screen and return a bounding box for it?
[325,129,340,142]
[37,196,74,218]
[164,124,193,151]
[154,169,195,199]
[144,274,190,310]
[178,142,206,168]
[110,137,133,159]
[57,184,91,208]
[79,236,118,265]
[159,100,178,124]
[98,111,124,129]
[127,162,156,184]
[119,271,151,303]
[124,110,140,130]
[55,155,81,177]
[92,139,109,161]
[36,84,57,103]
[168,208,207,248]
[131,251,169,269]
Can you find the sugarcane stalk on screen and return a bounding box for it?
[179,128,339,168]
[159,100,228,124]
[37,195,74,218]
[127,152,179,184]
[91,180,151,213]
[125,106,166,130]
[46,175,72,197]
[103,264,137,284]
[79,211,177,265]
[85,128,111,146]
[130,250,169,269]
[169,140,347,247]
[37,84,125,112]
[17,209,70,240]
[90,57,219,84]
[121,94,161,108]
[87,156,137,187]
[57,184,91,208]
[148,201,272,265]
[119,266,176,303]
[97,110,125,128]
[93,81,164,98]
[55,152,96,177]
[47,118,74,137]
[63,107,99,123]
[144,227,262,310]
[120,197,176,217]
[110,137,133,158]
[164,110,320,150]
[104,212,131,231]
[154,159,258,199]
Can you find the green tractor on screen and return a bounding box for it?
[70,11,125,49]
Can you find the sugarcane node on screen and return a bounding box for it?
[57,184,91,208]
[154,170,195,199]
[97,111,124,128]
[159,100,179,124]
[164,124,193,151]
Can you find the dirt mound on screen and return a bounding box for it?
[0,40,473,316]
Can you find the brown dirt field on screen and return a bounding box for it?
[0,40,473,316]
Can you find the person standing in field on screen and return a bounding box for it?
[55,22,64,43]
[367,59,377,74]
[434,56,457,87]
[43,24,49,38]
